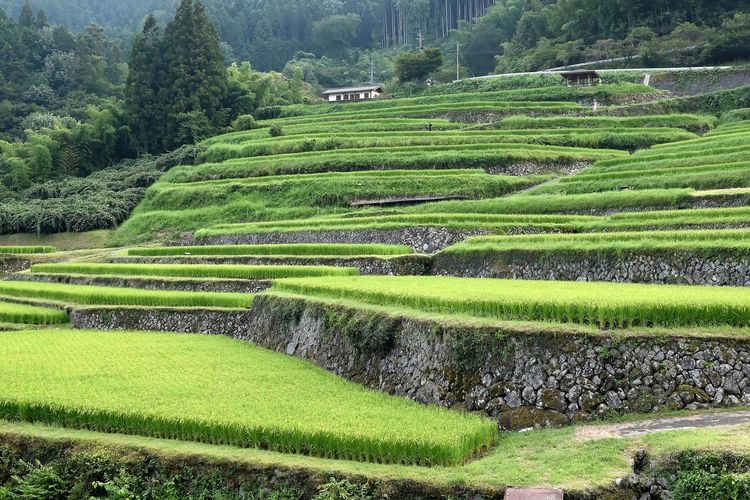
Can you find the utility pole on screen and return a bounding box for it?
[369,56,375,85]
[456,42,460,81]
[417,30,425,52]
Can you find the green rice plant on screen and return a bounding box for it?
[195,213,595,238]
[444,228,750,255]
[0,281,253,308]
[407,189,695,215]
[0,246,56,254]
[0,330,498,465]
[272,276,750,329]
[30,263,360,279]
[127,244,412,257]
[0,300,68,324]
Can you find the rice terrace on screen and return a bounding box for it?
[1,0,750,498]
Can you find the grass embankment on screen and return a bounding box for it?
[0,300,68,325]
[538,122,750,194]
[128,244,412,257]
[0,231,111,251]
[261,101,582,126]
[494,114,716,132]
[0,330,497,465]
[443,228,750,255]
[30,263,360,279]
[6,412,750,492]
[275,83,651,118]
[113,170,545,244]
[0,281,253,309]
[201,128,693,161]
[174,145,620,181]
[0,246,56,254]
[272,276,750,329]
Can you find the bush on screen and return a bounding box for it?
[231,114,258,131]
[269,125,284,137]
[255,105,283,120]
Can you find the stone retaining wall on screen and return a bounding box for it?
[430,250,750,286]
[0,256,32,276]
[110,255,431,275]
[196,227,491,253]
[238,295,750,428]
[68,296,750,428]
[8,273,272,293]
[71,307,255,335]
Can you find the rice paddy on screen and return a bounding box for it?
[271,276,750,329]
[0,329,497,465]
[29,263,360,279]
[127,244,412,257]
[0,300,68,325]
[0,246,56,254]
[0,281,254,308]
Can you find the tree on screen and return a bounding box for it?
[312,14,361,58]
[18,1,34,28]
[160,0,228,150]
[394,47,442,82]
[125,15,163,153]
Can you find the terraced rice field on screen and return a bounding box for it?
[443,228,750,255]
[0,246,56,254]
[127,244,412,257]
[0,300,68,325]
[271,276,750,328]
[0,281,253,308]
[0,330,497,465]
[29,263,360,279]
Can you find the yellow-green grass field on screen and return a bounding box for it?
[0,330,497,466]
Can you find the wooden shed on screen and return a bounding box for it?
[560,70,601,87]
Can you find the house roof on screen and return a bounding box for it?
[560,70,600,80]
[321,85,384,95]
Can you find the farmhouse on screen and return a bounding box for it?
[322,84,385,103]
[560,70,601,86]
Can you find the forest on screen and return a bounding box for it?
[0,0,748,234]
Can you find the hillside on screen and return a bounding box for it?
[3,66,750,498]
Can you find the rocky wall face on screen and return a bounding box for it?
[110,255,432,276]
[239,295,750,429]
[71,307,255,335]
[431,250,750,286]
[0,257,32,277]
[196,227,491,254]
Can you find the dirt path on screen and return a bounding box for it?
[576,410,750,441]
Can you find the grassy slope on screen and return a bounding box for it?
[4,418,750,492]
[0,330,496,465]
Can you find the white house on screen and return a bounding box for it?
[322,85,385,103]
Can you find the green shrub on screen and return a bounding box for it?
[231,114,258,131]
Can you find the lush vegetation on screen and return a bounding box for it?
[0,246,55,254]
[0,300,68,325]
[272,276,750,329]
[0,329,497,465]
[444,229,750,255]
[30,263,359,279]
[115,169,546,243]
[0,281,253,308]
